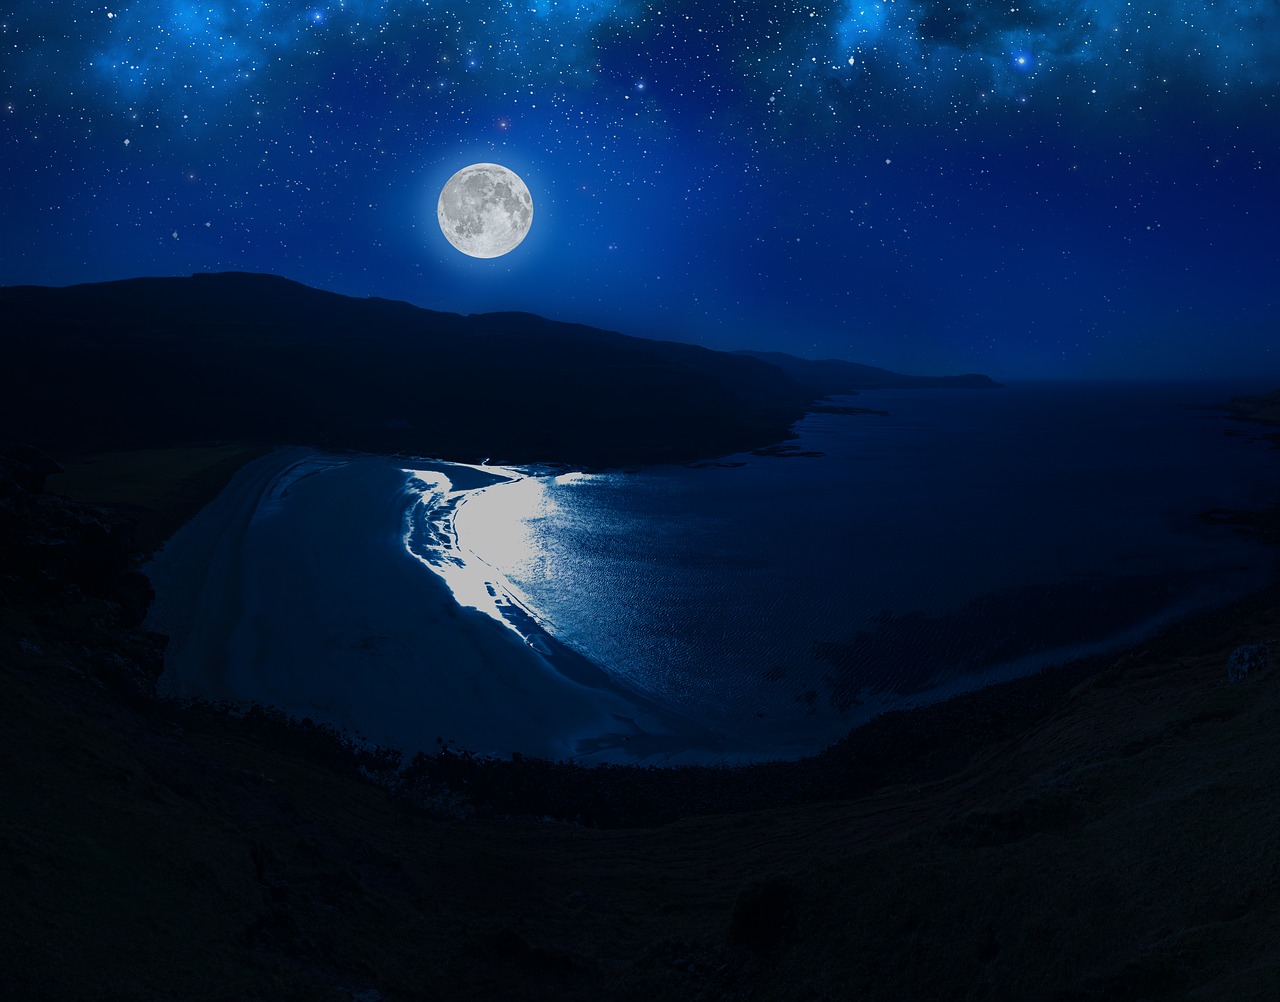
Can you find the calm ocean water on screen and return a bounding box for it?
[443,381,1280,757]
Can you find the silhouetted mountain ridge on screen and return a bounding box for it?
[1,272,812,466]
[1,272,1001,465]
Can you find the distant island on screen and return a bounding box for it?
[0,271,998,467]
[734,348,1002,393]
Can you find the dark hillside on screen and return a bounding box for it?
[0,273,813,466]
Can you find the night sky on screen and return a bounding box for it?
[2,1,1277,379]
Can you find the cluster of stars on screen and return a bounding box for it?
[2,2,1274,135]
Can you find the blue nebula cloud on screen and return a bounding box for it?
[6,0,1276,126]
[836,2,890,52]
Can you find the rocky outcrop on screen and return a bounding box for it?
[1226,388,1280,426]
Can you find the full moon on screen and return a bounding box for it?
[437,163,534,259]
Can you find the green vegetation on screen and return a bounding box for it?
[48,444,256,506]
[46,443,268,553]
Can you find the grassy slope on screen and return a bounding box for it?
[46,444,271,554]
[4,447,1280,999]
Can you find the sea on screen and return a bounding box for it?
[423,380,1280,758]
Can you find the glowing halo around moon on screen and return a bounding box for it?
[437,163,534,259]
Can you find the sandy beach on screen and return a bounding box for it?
[145,448,736,764]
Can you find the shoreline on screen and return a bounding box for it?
[384,563,1280,826]
[139,439,1280,778]
[145,448,759,765]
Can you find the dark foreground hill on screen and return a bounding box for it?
[1,272,819,466]
[735,349,1002,393]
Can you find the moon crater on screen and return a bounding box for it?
[437,163,534,259]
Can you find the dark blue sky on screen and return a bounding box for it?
[2,1,1277,379]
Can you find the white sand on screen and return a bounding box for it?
[145,448,730,763]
